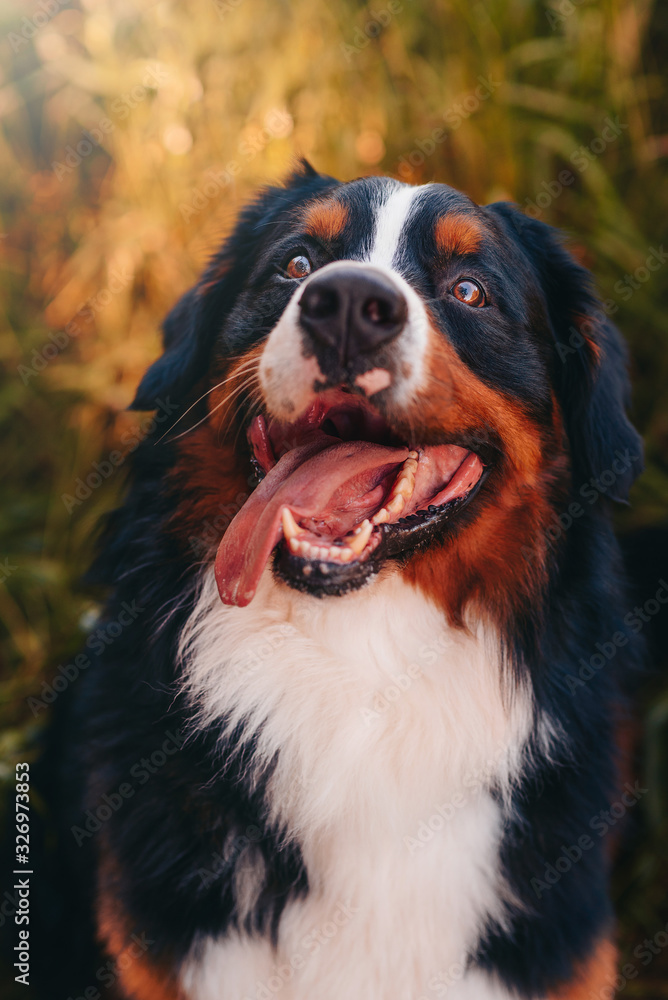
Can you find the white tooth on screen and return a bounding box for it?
[288,537,300,553]
[387,494,405,516]
[328,547,341,560]
[372,507,390,525]
[394,476,414,498]
[403,458,418,473]
[318,547,330,559]
[298,540,311,557]
[281,508,301,540]
[408,450,418,460]
[339,547,354,562]
[347,519,373,554]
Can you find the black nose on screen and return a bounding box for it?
[299,266,407,367]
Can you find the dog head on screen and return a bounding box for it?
[133,163,642,615]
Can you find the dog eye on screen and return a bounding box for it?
[451,279,485,306]
[286,255,312,279]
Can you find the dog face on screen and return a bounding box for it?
[133,164,642,615]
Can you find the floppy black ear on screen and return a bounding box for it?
[131,161,336,411]
[486,203,643,503]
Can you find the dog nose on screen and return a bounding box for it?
[299,266,407,366]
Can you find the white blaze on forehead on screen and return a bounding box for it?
[366,183,424,270]
[259,182,434,421]
[362,183,431,407]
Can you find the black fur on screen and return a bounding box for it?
[37,168,644,999]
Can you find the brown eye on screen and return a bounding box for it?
[286,255,312,279]
[451,279,485,306]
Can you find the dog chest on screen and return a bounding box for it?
[179,568,534,999]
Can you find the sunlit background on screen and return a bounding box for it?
[1,0,667,994]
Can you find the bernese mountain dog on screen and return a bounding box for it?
[54,162,645,1000]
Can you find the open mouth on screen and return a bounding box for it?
[214,390,485,606]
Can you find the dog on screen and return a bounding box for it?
[55,162,644,1000]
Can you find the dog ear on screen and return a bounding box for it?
[486,203,643,502]
[130,161,335,411]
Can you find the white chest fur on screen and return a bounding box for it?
[178,567,536,1000]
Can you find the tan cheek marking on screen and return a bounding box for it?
[168,425,249,557]
[303,199,349,242]
[415,323,545,482]
[163,345,266,556]
[547,939,618,999]
[165,339,326,552]
[401,321,567,627]
[208,343,264,438]
[434,213,484,258]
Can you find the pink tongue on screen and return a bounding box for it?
[215,437,408,606]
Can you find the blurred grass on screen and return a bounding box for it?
[0,0,667,994]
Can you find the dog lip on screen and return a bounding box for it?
[249,389,404,474]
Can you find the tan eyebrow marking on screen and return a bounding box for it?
[303,200,349,242]
[434,213,484,258]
